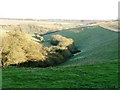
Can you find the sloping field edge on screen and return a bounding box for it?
[99,25,119,32]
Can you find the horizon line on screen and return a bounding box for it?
[0,17,117,21]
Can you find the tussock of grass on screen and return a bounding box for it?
[50,34,73,47]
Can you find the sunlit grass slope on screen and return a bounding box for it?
[43,26,118,66]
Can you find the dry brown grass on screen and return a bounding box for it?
[1,30,49,66]
[50,34,80,57]
[50,34,73,47]
[1,30,79,67]
[0,19,81,67]
[0,19,81,35]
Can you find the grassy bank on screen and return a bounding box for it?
[2,62,118,88]
[43,26,118,66]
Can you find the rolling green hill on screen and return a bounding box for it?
[2,26,119,88]
[42,26,118,66]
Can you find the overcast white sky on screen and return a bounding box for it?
[0,0,119,20]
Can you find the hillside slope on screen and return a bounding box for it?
[42,26,118,66]
[2,26,119,88]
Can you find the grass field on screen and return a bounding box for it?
[2,62,118,88]
[42,26,118,66]
[2,26,119,88]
